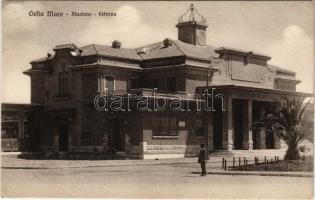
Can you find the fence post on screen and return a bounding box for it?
[233,157,235,167]
[222,158,225,169]
[266,160,269,171]
[264,156,267,163]
[239,157,241,166]
[224,160,227,171]
[243,157,246,165]
[245,160,248,171]
[257,157,259,164]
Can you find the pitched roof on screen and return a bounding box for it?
[30,56,52,63]
[267,64,296,75]
[80,44,141,61]
[28,40,297,78]
[135,38,218,61]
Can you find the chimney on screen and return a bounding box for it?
[176,4,208,46]
[112,40,121,48]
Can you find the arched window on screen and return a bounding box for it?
[57,67,69,97]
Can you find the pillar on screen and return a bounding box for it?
[242,100,253,150]
[254,127,266,149]
[18,112,25,140]
[257,103,266,149]
[18,112,26,151]
[222,96,233,150]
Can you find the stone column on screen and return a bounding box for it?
[256,127,266,149]
[222,96,233,150]
[18,112,25,140]
[242,100,253,150]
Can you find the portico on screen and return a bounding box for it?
[199,85,311,151]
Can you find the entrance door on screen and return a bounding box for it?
[58,123,69,151]
[233,99,244,149]
[110,118,125,152]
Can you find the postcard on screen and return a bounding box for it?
[1,1,314,199]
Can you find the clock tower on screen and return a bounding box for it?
[176,4,208,46]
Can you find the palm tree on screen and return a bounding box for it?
[265,96,311,160]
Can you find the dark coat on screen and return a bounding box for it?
[198,147,208,163]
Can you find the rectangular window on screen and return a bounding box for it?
[166,77,176,91]
[102,75,114,93]
[57,71,69,97]
[195,118,205,137]
[153,116,178,136]
[82,72,98,99]
[128,78,139,91]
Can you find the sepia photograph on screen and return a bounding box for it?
[1,1,314,199]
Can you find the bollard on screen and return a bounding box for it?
[233,157,235,167]
[239,157,241,166]
[222,158,225,169]
[224,160,227,171]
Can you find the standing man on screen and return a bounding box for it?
[198,143,208,176]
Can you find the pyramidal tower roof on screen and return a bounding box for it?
[178,4,207,26]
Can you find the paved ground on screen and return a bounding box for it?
[1,158,313,199]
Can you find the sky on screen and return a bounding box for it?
[2,1,314,103]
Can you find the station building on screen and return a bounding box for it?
[5,5,310,158]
